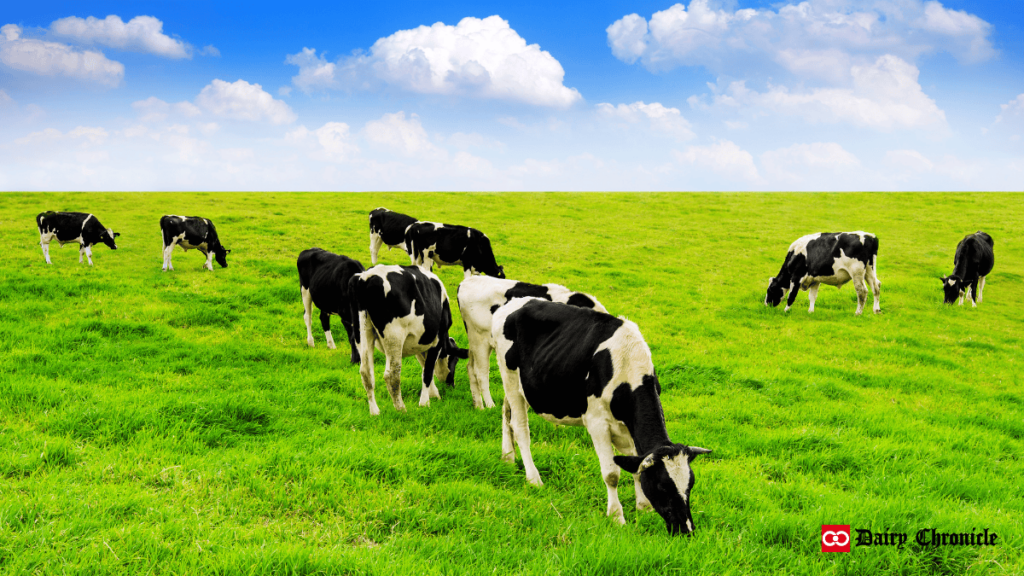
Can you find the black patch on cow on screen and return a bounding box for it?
[297,248,366,362]
[503,282,552,301]
[405,221,505,278]
[501,299,623,419]
[943,231,995,304]
[566,293,596,309]
[370,208,418,247]
[161,215,230,267]
[609,375,673,454]
[37,211,119,250]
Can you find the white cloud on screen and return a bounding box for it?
[672,140,759,182]
[364,111,444,159]
[695,55,946,130]
[50,15,190,58]
[596,101,695,141]
[608,0,995,77]
[996,94,1024,124]
[762,142,860,183]
[285,48,338,93]
[0,24,124,86]
[199,45,220,57]
[286,122,360,163]
[132,96,201,122]
[287,16,581,107]
[16,126,109,146]
[0,89,11,106]
[195,79,296,124]
[278,86,292,97]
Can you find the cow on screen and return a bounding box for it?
[369,207,418,265]
[765,232,881,315]
[297,248,366,362]
[941,231,994,307]
[404,221,505,279]
[160,215,231,271]
[36,211,119,266]
[350,265,468,415]
[492,298,711,535]
[457,275,608,410]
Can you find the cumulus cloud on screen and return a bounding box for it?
[132,96,201,122]
[0,24,124,86]
[996,94,1024,124]
[50,15,190,58]
[761,142,860,184]
[608,0,995,77]
[364,111,445,159]
[286,122,360,163]
[286,16,581,107]
[691,55,945,130]
[596,101,695,141]
[672,140,759,182]
[195,79,297,124]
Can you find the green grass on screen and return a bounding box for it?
[1,192,1021,575]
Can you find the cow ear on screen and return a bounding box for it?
[613,455,645,474]
[226,249,232,254]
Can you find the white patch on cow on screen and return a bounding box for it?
[787,232,823,258]
[947,278,956,286]
[686,518,693,532]
[595,322,654,394]
[83,214,94,227]
[662,452,691,504]
[325,330,337,350]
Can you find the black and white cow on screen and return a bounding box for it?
[457,275,608,410]
[369,207,418,265]
[160,215,231,271]
[765,232,881,315]
[350,265,468,415]
[37,211,119,266]
[405,221,505,279]
[297,248,366,362]
[492,298,711,535]
[941,231,994,306]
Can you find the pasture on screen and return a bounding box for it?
[1,192,1022,575]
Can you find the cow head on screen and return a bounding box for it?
[214,245,232,268]
[764,276,786,307]
[434,336,469,386]
[615,444,711,535]
[101,228,120,250]
[940,275,963,304]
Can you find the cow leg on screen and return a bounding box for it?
[807,283,819,313]
[163,242,175,271]
[340,314,359,363]
[369,232,383,265]
[40,235,52,264]
[783,286,799,312]
[501,396,517,462]
[86,246,94,266]
[978,276,986,303]
[381,336,407,412]
[301,287,315,347]
[611,431,651,511]
[356,312,381,415]
[502,370,541,486]
[853,274,868,315]
[969,280,979,308]
[204,250,214,271]
[417,348,442,407]
[319,310,337,350]
[585,418,625,525]
[868,260,881,313]
[467,337,494,409]
[78,244,85,264]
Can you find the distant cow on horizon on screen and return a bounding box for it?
[941,231,994,306]
[37,211,119,266]
[765,232,881,315]
[369,207,418,265]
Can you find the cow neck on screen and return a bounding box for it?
[627,381,673,455]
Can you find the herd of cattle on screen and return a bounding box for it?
[33,208,996,535]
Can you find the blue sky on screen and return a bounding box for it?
[1,0,1022,190]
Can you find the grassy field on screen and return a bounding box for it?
[1,192,1022,575]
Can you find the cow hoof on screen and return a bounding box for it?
[501,452,514,463]
[349,353,360,364]
[307,337,315,348]
[637,501,652,511]
[327,342,336,350]
[484,399,495,409]
[418,398,430,408]
[527,476,543,487]
[368,404,380,416]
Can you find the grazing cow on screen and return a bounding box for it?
[36,211,119,266]
[765,232,881,315]
[492,298,711,535]
[160,215,231,271]
[297,248,366,362]
[369,207,418,265]
[457,275,607,409]
[941,231,994,307]
[405,221,505,279]
[350,265,468,415]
